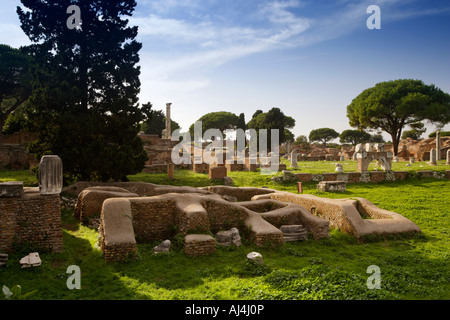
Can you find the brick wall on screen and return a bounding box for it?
[130,199,178,243]
[0,188,62,253]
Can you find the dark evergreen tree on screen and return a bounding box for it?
[17,0,150,181]
[247,107,295,151]
[141,106,180,137]
[0,44,32,132]
[309,128,339,147]
[339,129,371,146]
[347,79,450,155]
[236,113,246,131]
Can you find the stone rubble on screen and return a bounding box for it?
[153,240,171,254]
[0,253,8,267]
[215,228,241,247]
[247,252,263,264]
[317,181,347,192]
[19,252,41,268]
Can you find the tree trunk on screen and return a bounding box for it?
[391,132,399,156]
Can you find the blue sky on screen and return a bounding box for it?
[1,0,450,141]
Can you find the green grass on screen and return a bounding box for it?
[0,168,449,300]
[0,169,38,186]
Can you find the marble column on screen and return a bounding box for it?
[436,131,441,161]
[165,103,172,139]
[39,155,63,195]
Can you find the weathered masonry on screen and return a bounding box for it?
[0,156,63,253]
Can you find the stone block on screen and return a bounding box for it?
[247,252,263,264]
[0,181,24,198]
[294,173,312,182]
[429,149,437,165]
[215,228,241,247]
[19,252,41,268]
[184,234,216,256]
[209,166,227,180]
[317,181,346,193]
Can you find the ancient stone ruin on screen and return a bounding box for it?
[66,181,421,262]
[253,192,421,239]
[317,181,346,193]
[354,143,393,172]
[0,156,63,254]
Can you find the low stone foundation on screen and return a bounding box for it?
[98,191,286,261]
[295,170,450,183]
[184,234,216,256]
[253,192,421,239]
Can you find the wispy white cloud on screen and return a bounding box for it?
[132,0,450,121]
[133,0,312,106]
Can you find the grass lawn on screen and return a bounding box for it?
[0,167,449,300]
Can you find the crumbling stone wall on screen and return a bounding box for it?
[253,192,421,239]
[0,188,62,253]
[98,192,286,261]
[130,198,179,242]
[74,187,139,224]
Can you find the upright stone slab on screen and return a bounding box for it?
[39,155,63,195]
[290,151,298,168]
[209,166,227,180]
[430,149,437,166]
[436,131,441,161]
[165,103,172,139]
[168,163,174,179]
